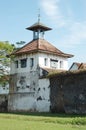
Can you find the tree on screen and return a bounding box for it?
[16,41,25,48]
[0,41,15,89]
[0,41,15,75]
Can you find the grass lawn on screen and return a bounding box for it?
[0,113,86,130]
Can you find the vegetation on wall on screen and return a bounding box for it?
[47,69,86,78]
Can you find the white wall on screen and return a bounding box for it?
[36,78,50,112]
[10,53,39,74]
[8,93,36,111]
[0,84,9,94]
[11,52,68,75]
[8,78,50,112]
[13,71,39,93]
[38,53,68,70]
[9,51,68,112]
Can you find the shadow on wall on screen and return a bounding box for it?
[50,70,86,114]
[0,95,8,112]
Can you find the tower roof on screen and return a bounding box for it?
[26,21,52,32]
[13,38,73,58]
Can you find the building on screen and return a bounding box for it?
[78,63,86,69]
[69,62,86,71]
[8,19,73,112]
[69,62,81,71]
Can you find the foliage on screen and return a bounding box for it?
[0,113,86,130]
[0,41,14,54]
[16,41,26,48]
[0,41,14,67]
[0,75,9,86]
[0,41,14,86]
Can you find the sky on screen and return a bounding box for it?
[0,0,86,67]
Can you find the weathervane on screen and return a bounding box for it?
[38,8,40,23]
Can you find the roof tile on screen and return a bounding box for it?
[14,38,73,58]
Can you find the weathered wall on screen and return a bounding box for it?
[0,94,8,112]
[8,85,50,112]
[50,71,86,114]
[8,92,36,112]
[0,83,9,94]
[8,77,50,112]
[10,53,39,74]
[10,71,39,93]
[38,53,68,70]
[38,79,50,112]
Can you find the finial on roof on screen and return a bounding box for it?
[38,8,40,23]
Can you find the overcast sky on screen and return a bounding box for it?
[0,0,86,67]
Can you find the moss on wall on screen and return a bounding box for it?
[0,95,8,112]
[50,70,86,114]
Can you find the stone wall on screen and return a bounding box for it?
[49,70,86,114]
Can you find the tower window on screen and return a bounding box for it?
[60,61,63,68]
[50,59,58,68]
[44,58,48,66]
[30,58,34,67]
[21,59,27,68]
[15,60,18,68]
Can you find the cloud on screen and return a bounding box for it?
[40,0,86,48]
[59,22,86,48]
[40,0,65,27]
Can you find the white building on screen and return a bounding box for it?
[8,19,73,112]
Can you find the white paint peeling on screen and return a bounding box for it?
[0,84,9,94]
[9,43,69,112]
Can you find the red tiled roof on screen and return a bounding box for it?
[41,67,66,73]
[69,62,81,70]
[75,62,81,67]
[69,62,86,70]
[78,63,86,69]
[26,22,52,31]
[13,38,73,58]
